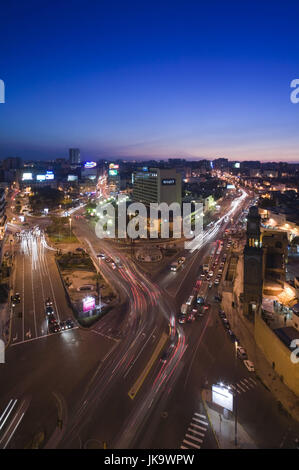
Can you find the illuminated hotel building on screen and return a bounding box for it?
[132,168,182,206]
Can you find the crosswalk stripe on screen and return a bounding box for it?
[230,384,240,394]
[236,383,246,392]
[185,433,203,444]
[188,427,204,437]
[239,380,250,390]
[183,439,201,449]
[190,422,207,432]
[180,446,188,449]
[194,412,206,419]
[192,417,208,427]
[249,377,257,385]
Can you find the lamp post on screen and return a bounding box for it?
[234,340,238,447]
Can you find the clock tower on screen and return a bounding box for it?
[243,206,263,320]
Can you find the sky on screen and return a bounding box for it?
[0,0,299,162]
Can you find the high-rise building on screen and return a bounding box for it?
[69,148,80,165]
[132,168,182,206]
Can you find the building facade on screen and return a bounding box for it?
[132,168,182,206]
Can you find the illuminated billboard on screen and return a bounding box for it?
[84,161,96,169]
[162,178,176,185]
[83,296,95,312]
[109,169,118,176]
[22,173,33,181]
[36,174,46,181]
[212,384,233,412]
[67,175,78,182]
[109,163,119,170]
[45,171,54,180]
[227,184,236,189]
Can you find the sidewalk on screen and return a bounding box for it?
[202,389,257,449]
[222,291,299,422]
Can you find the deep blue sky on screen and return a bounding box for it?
[0,0,299,162]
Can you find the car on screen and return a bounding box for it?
[243,360,255,372]
[222,320,231,330]
[200,273,206,279]
[208,282,213,288]
[237,346,248,360]
[203,303,210,311]
[215,295,222,302]
[208,271,214,277]
[97,253,106,259]
[50,322,61,334]
[187,312,195,323]
[46,306,54,316]
[227,330,237,342]
[218,310,226,318]
[178,315,186,324]
[214,279,220,285]
[47,313,57,325]
[11,293,21,307]
[197,296,205,305]
[60,321,66,330]
[111,262,117,270]
[105,257,112,263]
[65,319,74,329]
[45,297,52,307]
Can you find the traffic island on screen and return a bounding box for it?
[56,251,116,327]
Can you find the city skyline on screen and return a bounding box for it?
[0,0,299,162]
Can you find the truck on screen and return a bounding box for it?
[180,303,189,315]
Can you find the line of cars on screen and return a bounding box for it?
[45,298,74,334]
[178,292,210,325]
[97,253,122,269]
[218,309,255,372]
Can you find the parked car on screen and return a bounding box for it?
[178,315,186,324]
[243,360,255,372]
[237,346,248,360]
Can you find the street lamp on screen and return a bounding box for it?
[234,340,238,447]
[69,217,72,241]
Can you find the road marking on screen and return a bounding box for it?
[236,383,246,392]
[180,446,188,449]
[240,380,251,390]
[182,439,201,449]
[91,329,119,343]
[3,412,24,449]
[194,412,206,419]
[10,327,79,347]
[248,377,257,385]
[128,332,168,400]
[192,417,208,427]
[0,399,17,432]
[185,433,203,444]
[190,422,207,432]
[188,427,204,437]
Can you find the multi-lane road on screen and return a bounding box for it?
[1,188,299,449]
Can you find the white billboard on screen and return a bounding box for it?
[212,384,233,412]
[22,172,33,181]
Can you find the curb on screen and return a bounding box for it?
[201,389,221,449]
